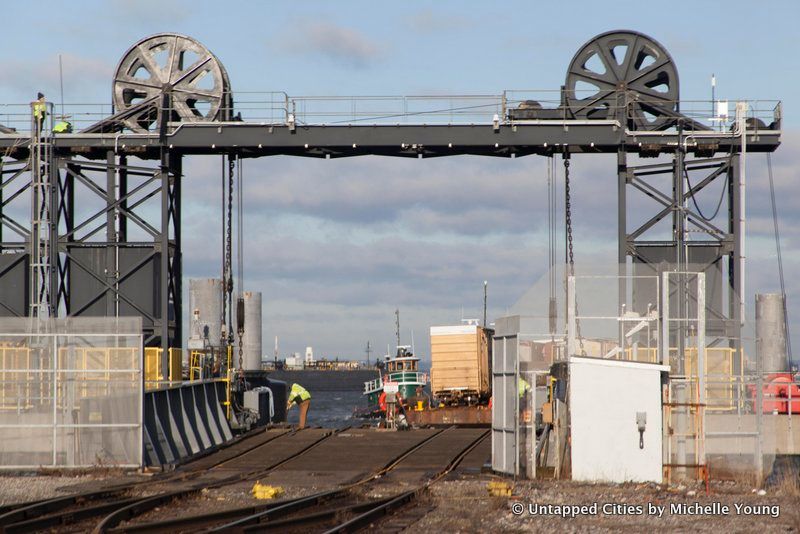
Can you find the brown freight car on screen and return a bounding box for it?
[429,324,492,405]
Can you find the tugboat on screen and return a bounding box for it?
[361,346,428,416]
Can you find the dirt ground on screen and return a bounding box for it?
[415,476,800,533]
[0,471,136,506]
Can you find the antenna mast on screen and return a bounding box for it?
[58,54,65,119]
[365,340,372,366]
[395,309,400,347]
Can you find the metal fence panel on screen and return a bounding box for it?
[492,334,517,475]
[0,317,143,468]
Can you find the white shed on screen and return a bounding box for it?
[569,356,668,483]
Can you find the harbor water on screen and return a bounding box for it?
[284,362,430,428]
[286,389,366,428]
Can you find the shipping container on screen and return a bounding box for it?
[430,324,492,404]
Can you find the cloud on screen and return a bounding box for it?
[180,135,800,255]
[406,10,473,34]
[181,227,539,358]
[0,53,112,104]
[280,22,382,69]
[185,155,561,237]
[107,0,191,29]
[177,133,800,357]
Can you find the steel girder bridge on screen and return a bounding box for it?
[0,31,782,378]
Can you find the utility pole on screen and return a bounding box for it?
[483,280,488,328]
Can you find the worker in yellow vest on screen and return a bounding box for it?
[32,93,46,133]
[286,383,311,429]
[518,375,531,398]
[53,120,72,133]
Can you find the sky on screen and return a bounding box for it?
[1,1,799,363]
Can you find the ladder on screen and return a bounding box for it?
[29,102,55,320]
[663,378,708,485]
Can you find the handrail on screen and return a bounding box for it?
[0,95,781,133]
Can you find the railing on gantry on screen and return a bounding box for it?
[0,93,782,134]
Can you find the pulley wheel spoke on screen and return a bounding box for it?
[570,90,615,115]
[172,87,224,100]
[113,76,163,91]
[135,44,167,84]
[620,34,640,80]
[596,42,624,81]
[171,57,214,88]
[629,85,674,104]
[567,70,618,91]
[627,56,673,86]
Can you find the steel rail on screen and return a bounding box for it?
[208,426,454,531]
[92,428,344,533]
[0,489,139,531]
[178,427,291,472]
[0,500,49,518]
[0,427,290,527]
[111,428,454,533]
[247,496,396,532]
[0,428,292,531]
[106,495,313,533]
[322,429,490,533]
[232,429,489,534]
[1,497,141,534]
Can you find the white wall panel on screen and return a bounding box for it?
[570,357,668,483]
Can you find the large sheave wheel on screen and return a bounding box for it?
[112,33,232,132]
[565,30,679,130]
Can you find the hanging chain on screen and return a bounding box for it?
[226,156,234,347]
[565,157,575,268]
[564,154,586,355]
[237,160,245,375]
[238,330,244,374]
[220,156,227,346]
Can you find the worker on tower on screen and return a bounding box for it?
[32,93,46,133]
[286,383,311,429]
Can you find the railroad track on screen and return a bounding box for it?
[0,426,293,529]
[101,427,454,532]
[136,427,487,533]
[0,427,331,534]
[0,426,489,533]
[325,430,489,534]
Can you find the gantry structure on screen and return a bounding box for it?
[0,31,781,377]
